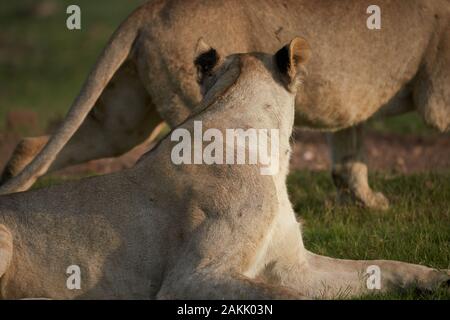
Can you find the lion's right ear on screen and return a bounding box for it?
[194,38,220,83]
[275,37,311,91]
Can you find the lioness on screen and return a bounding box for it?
[1,0,449,210]
[0,39,448,299]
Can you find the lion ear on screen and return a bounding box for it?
[194,37,220,83]
[275,37,311,90]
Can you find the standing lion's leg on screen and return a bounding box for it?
[413,24,450,133]
[0,224,13,281]
[327,123,389,210]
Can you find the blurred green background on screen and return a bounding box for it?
[0,0,146,131]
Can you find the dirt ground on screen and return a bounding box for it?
[1,126,449,179]
[289,129,450,173]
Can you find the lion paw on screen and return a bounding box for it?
[337,188,390,211]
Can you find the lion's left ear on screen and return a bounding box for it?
[275,37,311,91]
[194,37,220,83]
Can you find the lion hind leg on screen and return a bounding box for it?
[414,29,450,132]
[0,60,163,191]
[48,60,163,170]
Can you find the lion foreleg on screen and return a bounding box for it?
[327,124,389,210]
[284,251,449,298]
[157,199,307,300]
[157,267,305,300]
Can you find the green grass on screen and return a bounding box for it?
[288,170,450,299]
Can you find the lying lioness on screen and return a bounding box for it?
[0,39,448,299]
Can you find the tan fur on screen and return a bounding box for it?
[1,1,449,210]
[0,136,48,185]
[0,43,448,299]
